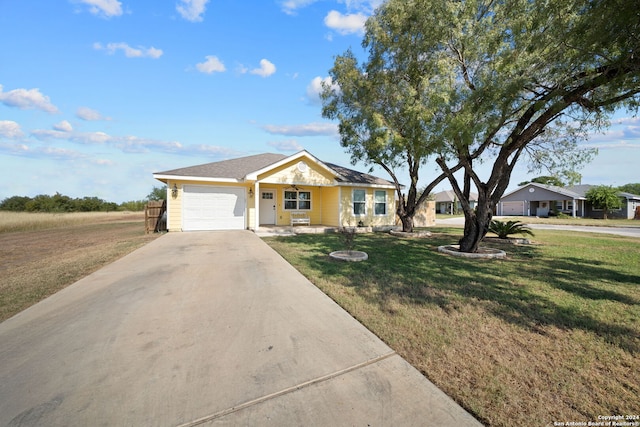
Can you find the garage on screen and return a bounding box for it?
[500,201,525,216]
[182,185,246,231]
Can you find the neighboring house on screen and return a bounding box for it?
[152,150,398,231]
[433,190,478,214]
[497,183,640,219]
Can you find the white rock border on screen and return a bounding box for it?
[389,230,432,238]
[329,250,369,262]
[438,245,506,259]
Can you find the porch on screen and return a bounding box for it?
[254,224,399,237]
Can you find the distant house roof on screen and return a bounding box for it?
[433,190,478,203]
[501,183,640,201]
[501,182,586,200]
[154,151,395,187]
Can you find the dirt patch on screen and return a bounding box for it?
[0,215,159,322]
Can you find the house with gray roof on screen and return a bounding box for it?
[498,183,640,219]
[153,150,398,231]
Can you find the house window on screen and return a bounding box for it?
[555,200,564,211]
[284,190,311,210]
[353,189,366,215]
[374,190,387,215]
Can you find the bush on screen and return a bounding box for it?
[488,220,534,239]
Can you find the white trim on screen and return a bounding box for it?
[153,174,241,183]
[337,182,396,189]
[374,189,388,216]
[352,189,366,216]
[245,150,340,180]
[283,188,312,211]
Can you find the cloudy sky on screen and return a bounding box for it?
[0,0,638,203]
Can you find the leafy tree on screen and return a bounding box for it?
[518,176,566,187]
[0,196,31,211]
[322,0,639,252]
[585,185,622,219]
[488,220,534,239]
[618,183,640,195]
[147,186,167,201]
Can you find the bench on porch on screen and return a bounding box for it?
[290,211,311,226]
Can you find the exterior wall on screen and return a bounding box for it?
[166,180,252,231]
[585,199,628,219]
[321,186,340,226]
[339,187,396,227]
[411,200,436,227]
[272,185,323,226]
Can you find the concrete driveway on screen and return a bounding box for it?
[0,231,480,426]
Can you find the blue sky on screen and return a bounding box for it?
[0,0,638,203]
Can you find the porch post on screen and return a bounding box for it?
[572,198,577,217]
[254,181,260,231]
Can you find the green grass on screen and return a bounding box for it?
[265,228,640,426]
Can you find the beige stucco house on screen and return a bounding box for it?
[153,150,399,231]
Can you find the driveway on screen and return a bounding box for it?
[0,231,480,426]
[436,216,640,238]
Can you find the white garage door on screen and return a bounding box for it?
[183,185,245,231]
[501,201,525,216]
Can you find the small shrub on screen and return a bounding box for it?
[489,220,534,239]
[339,226,357,252]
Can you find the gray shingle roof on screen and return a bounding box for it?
[434,190,478,202]
[155,152,395,186]
[156,153,288,180]
[324,162,394,186]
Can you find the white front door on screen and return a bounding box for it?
[259,190,276,225]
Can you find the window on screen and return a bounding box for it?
[353,189,366,215]
[374,190,387,215]
[284,190,311,210]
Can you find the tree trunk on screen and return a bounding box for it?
[458,200,493,253]
[399,213,414,233]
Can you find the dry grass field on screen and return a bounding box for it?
[0,212,159,322]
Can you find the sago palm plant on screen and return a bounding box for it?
[488,220,534,239]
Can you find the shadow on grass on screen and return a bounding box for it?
[267,231,640,354]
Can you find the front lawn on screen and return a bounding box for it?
[265,228,640,427]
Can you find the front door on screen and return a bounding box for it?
[259,190,276,225]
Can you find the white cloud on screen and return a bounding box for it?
[262,122,338,137]
[76,0,123,18]
[0,121,24,139]
[176,0,209,22]
[306,76,339,104]
[0,84,59,113]
[196,56,226,74]
[324,10,367,35]
[268,140,304,152]
[280,0,318,15]
[94,42,163,59]
[250,59,276,77]
[76,106,108,121]
[53,120,74,132]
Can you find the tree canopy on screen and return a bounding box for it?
[323,0,640,252]
[585,185,623,219]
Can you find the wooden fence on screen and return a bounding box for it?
[635,206,640,220]
[145,200,167,233]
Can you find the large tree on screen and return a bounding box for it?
[322,0,640,252]
[585,185,622,219]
